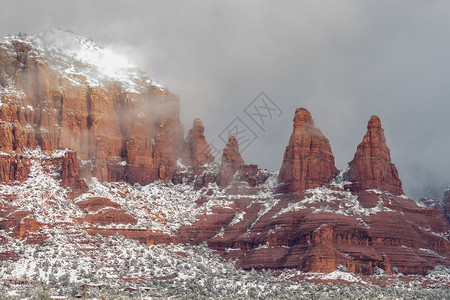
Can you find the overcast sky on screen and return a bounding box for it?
[1,1,449,200]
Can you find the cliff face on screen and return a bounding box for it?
[0,30,183,185]
[278,108,339,192]
[344,116,403,195]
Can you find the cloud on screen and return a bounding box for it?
[1,0,449,199]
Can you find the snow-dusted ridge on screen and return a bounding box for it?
[1,29,164,94]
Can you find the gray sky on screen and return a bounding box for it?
[1,1,449,200]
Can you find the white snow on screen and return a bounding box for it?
[319,269,364,283]
[0,30,164,96]
[272,186,395,219]
[330,169,351,189]
[419,248,448,260]
[229,211,246,226]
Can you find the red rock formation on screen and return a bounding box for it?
[0,122,14,154]
[237,165,269,187]
[217,136,244,187]
[0,153,30,183]
[0,33,184,185]
[1,33,448,278]
[0,251,20,261]
[0,121,33,183]
[152,120,184,183]
[172,165,217,189]
[82,209,137,226]
[59,151,88,194]
[76,197,122,212]
[86,228,176,246]
[76,197,137,226]
[13,218,43,239]
[344,116,403,195]
[12,122,36,152]
[171,119,216,188]
[182,118,214,167]
[178,189,449,275]
[0,121,35,154]
[278,108,339,192]
[444,188,450,223]
[0,210,31,232]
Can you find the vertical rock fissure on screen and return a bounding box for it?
[86,88,93,158]
[56,93,64,147]
[115,90,131,160]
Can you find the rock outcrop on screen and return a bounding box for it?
[177,188,449,275]
[236,165,269,187]
[444,187,450,223]
[278,108,339,192]
[0,31,184,185]
[0,121,33,183]
[344,116,403,195]
[217,136,244,187]
[0,121,36,154]
[13,218,43,239]
[59,151,88,194]
[182,119,214,167]
[0,153,29,183]
[76,197,122,212]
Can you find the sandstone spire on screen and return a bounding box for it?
[217,136,244,187]
[444,187,450,223]
[182,118,214,167]
[344,115,403,195]
[278,108,339,192]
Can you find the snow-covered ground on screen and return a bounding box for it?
[0,232,449,299]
